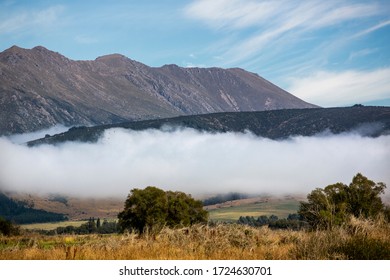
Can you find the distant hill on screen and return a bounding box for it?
[29,105,390,146]
[7,193,123,221]
[0,192,67,224]
[0,45,316,135]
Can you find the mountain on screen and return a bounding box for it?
[28,106,390,146]
[0,45,316,135]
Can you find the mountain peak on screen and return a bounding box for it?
[32,46,51,52]
[4,45,25,53]
[0,45,318,135]
[4,45,52,54]
[162,64,180,69]
[95,53,127,61]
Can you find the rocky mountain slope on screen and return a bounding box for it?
[29,106,390,146]
[0,45,316,135]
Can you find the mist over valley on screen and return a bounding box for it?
[1,124,389,199]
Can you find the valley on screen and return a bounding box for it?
[5,192,303,227]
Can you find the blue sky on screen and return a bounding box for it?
[1,0,389,107]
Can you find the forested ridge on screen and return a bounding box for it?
[0,193,67,224]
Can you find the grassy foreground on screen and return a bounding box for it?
[1,216,389,260]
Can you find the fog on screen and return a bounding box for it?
[7,125,70,144]
[0,127,389,198]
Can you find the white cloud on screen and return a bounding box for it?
[0,128,389,198]
[288,68,390,107]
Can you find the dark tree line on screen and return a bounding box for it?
[202,192,249,206]
[237,214,306,230]
[0,193,67,224]
[56,218,119,235]
[33,218,119,235]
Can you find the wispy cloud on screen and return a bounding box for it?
[0,5,65,34]
[184,0,281,30]
[287,68,390,107]
[348,48,378,61]
[74,35,98,45]
[184,0,382,66]
[352,19,390,39]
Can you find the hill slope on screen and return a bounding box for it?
[0,192,67,224]
[0,45,316,135]
[29,106,390,146]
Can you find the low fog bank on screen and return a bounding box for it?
[6,125,70,144]
[0,127,389,198]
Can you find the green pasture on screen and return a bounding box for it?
[208,199,300,222]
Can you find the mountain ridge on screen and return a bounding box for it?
[28,106,390,146]
[0,45,317,135]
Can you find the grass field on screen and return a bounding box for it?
[207,196,302,222]
[2,216,389,260]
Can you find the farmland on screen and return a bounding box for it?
[206,196,302,222]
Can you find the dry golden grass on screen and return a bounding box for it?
[0,224,303,260]
[1,218,389,260]
[292,215,390,260]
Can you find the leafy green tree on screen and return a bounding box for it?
[299,173,387,230]
[346,173,386,218]
[178,192,208,226]
[118,187,168,234]
[166,191,190,227]
[118,186,208,234]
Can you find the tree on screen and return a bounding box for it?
[96,218,101,228]
[87,217,97,233]
[346,173,386,218]
[118,186,208,234]
[0,216,20,236]
[299,173,387,230]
